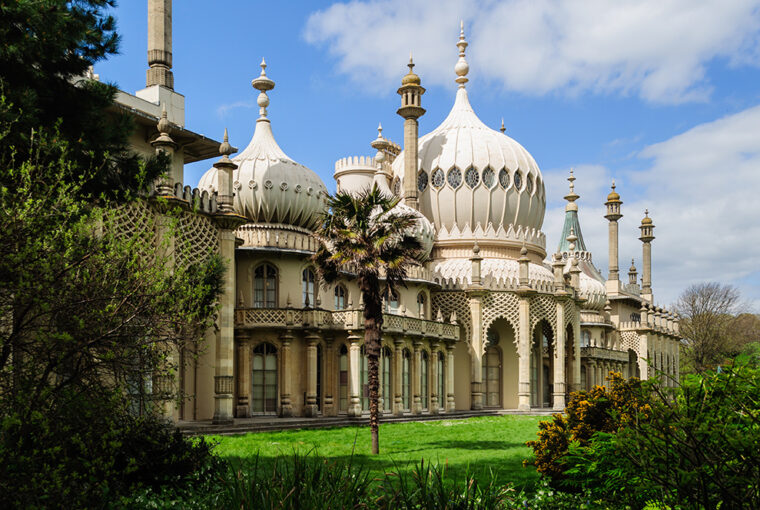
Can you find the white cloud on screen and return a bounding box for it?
[543,106,760,307]
[305,0,760,103]
[216,100,255,118]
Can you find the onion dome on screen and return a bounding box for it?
[391,25,545,249]
[199,59,327,231]
[607,180,621,202]
[401,53,421,86]
[641,209,653,225]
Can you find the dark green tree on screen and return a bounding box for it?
[312,185,422,455]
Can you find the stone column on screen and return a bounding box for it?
[347,333,362,417]
[446,342,456,412]
[430,341,440,415]
[236,339,251,418]
[588,360,596,388]
[393,337,404,416]
[323,338,336,416]
[468,294,484,410]
[517,295,532,410]
[304,331,320,417]
[412,340,422,414]
[279,330,294,417]
[573,316,581,392]
[146,0,174,89]
[212,228,236,424]
[553,301,566,411]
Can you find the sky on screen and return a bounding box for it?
[96,0,760,311]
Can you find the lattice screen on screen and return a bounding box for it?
[175,212,219,267]
[482,292,519,345]
[620,331,641,356]
[109,201,156,246]
[529,295,557,337]
[432,291,471,342]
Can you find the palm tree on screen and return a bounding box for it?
[312,184,422,454]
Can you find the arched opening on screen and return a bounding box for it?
[417,292,427,319]
[402,348,411,411]
[382,347,392,412]
[628,349,639,379]
[252,343,277,414]
[531,320,554,408]
[253,263,277,308]
[383,288,400,314]
[482,328,502,408]
[338,345,348,412]
[302,268,316,307]
[334,285,347,310]
[421,351,429,411]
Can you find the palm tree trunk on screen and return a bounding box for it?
[361,277,383,455]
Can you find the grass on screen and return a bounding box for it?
[208,415,546,490]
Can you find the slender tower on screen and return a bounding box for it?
[604,181,623,293]
[397,54,425,208]
[146,0,174,89]
[639,210,655,303]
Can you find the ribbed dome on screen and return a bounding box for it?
[391,87,546,246]
[199,106,327,231]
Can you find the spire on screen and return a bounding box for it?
[251,58,275,121]
[558,169,587,253]
[455,20,469,88]
[500,118,506,134]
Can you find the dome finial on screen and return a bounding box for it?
[219,127,233,159]
[252,57,275,120]
[564,168,580,211]
[500,118,505,134]
[455,20,469,87]
[408,51,415,72]
[377,122,383,139]
[567,226,578,252]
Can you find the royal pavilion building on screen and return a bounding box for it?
[111,1,682,425]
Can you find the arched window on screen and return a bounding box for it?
[581,330,591,348]
[437,351,445,410]
[417,292,426,319]
[338,345,348,412]
[302,268,316,307]
[384,288,399,313]
[402,349,411,411]
[483,332,501,408]
[252,343,277,414]
[334,285,347,310]
[253,264,277,308]
[382,347,392,412]
[421,351,429,411]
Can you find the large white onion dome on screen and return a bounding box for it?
[391,27,546,251]
[199,60,328,231]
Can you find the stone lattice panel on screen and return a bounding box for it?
[109,201,156,246]
[432,291,471,342]
[175,212,219,268]
[529,294,557,338]
[482,291,519,346]
[620,331,641,356]
[563,299,577,329]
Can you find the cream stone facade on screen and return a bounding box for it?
[113,2,681,423]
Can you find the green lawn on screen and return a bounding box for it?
[208,415,546,489]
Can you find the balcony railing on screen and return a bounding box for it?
[234,307,459,341]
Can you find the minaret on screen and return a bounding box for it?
[397,53,426,208]
[558,169,588,253]
[604,181,623,293]
[628,259,638,286]
[146,0,173,89]
[639,210,655,303]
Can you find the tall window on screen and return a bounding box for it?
[302,268,316,307]
[382,347,392,412]
[252,343,277,414]
[253,264,277,308]
[417,292,426,319]
[421,351,429,411]
[581,330,591,347]
[437,351,445,410]
[339,345,348,412]
[384,288,399,313]
[402,349,411,411]
[334,285,347,310]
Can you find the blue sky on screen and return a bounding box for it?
[97,0,760,310]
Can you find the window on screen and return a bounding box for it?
[417,171,428,192]
[421,351,429,411]
[431,168,444,188]
[437,351,445,410]
[514,171,523,191]
[464,166,479,188]
[384,288,399,313]
[581,330,591,347]
[402,349,411,411]
[447,167,462,188]
[334,285,347,310]
[253,263,277,308]
[482,345,500,408]
[498,168,510,189]
[482,167,495,188]
[302,268,316,307]
[417,292,426,319]
[393,177,401,196]
[382,347,392,412]
[252,343,277,414]
[526,175,533,194]
[339,345,348,412]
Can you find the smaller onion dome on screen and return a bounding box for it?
[199,59,327,231]
[606,180,621,202]
[641,209,653,225]
[401,53,421,85]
